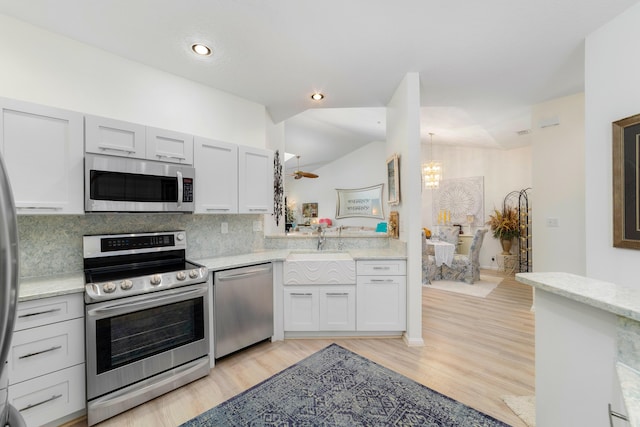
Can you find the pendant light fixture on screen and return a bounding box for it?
[422,132,442,189]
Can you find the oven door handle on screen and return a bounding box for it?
[87,286,207,317]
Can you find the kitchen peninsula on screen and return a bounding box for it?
[516,272,640,427]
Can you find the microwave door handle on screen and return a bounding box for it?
[176,171,183,208]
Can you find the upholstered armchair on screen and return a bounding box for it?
[440,229,488,284]
[422,230,441,285]
[434,225,460,247]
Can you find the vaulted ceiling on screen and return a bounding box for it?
[1,0,637,171]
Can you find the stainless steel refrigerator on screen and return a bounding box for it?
[0,154,26,426]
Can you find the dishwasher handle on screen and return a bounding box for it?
[216,265,272,282]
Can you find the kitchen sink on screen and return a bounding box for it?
[284,251,355,285]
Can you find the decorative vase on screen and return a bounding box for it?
[500,238,513,255]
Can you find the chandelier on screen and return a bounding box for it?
[422,133,442,189]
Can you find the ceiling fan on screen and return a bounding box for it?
[291,155,319,179]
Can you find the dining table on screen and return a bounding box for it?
[426,239,456,266]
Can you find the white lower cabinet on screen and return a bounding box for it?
[7,293,85,427]
[356,260,406,331]
[284,286,355,331]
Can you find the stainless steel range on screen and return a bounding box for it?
[83,231,210,426]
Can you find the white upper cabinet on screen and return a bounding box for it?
[84,114,145,158]
[194,137,238,213]
[0,98,84,214]
[146,126,193,165]
[238,146,273,214]
[85,115,193,164]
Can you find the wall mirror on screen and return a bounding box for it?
[335,184,384,219]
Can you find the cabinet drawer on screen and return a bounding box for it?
[8,364,85,427]
[14,293,83,331]
[8,318,84,385]
[356,260,406,276]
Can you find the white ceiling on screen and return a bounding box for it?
[0,0,637,172]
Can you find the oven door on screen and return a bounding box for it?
[85,282,209,400]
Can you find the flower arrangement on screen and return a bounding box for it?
[486,206,520,240]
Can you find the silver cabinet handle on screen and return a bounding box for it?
[290,293,312,296]
[98,145,135,154]
[326,293,349,296]
[373,266,391,270]
[156,154,186,161]
[608,403,628,426]
[18,308,61,318]
[19,394,62,412]
[370,279,395,283]
[16,206,63,211]
[248,208,268,212]
[19,345,62,359]
[205,208,230,212]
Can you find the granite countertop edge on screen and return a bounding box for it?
[19,248,407,301]
[515,271,640,322]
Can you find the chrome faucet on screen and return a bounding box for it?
[317,226,326,251]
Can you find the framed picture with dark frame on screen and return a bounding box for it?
[613,113,640,249]
[386,154,400,205]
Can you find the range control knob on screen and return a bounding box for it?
[120,279,133,290]
[103,282,116,293]
[176,271,187,281]
[150,274,162,286]
[189,269,200,279]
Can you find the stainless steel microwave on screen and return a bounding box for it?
[85,153,195,213]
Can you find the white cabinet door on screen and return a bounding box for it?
[85,114,146,158]
[283,287,319,331]
[8,364,85,427]
[7,318,84,385]
[238,146,273,214]
[319,286,356,331]
[146,126,194,165]
[357,275,406,331]
[0,98,84,214]
[194,137,238,213]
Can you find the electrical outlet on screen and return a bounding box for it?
[546,217,559,227]
[491,256,495,262]
[253,220,262,232]
[221,222,228,234]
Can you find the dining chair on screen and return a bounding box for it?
[440,228,488,284]
[434,225,460,248]
[422,230,441,284]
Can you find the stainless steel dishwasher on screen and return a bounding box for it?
[213,263,273,359]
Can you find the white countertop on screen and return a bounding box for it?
[517,272,640,426]
[19,247,407,301]
[516,272,640,322]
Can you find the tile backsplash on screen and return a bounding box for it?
[17,214,265,278]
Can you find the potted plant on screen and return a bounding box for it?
[487,206,520,254]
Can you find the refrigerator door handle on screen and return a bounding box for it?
[0,154,19,373]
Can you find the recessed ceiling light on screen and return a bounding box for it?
[191,43,212,56]
[310,92,324,101]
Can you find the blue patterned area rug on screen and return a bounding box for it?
[181,343,509,426]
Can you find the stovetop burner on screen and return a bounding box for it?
[83,231,209,303]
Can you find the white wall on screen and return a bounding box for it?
[0,14,266,148]
[387,73,423,346]
[531,93,585,274]
[421,144,532,269]
[285,141,387,228]
[585,3,640,287]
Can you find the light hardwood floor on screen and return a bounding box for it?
[68,270,534,427]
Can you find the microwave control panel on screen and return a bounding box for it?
[183,178,194,202]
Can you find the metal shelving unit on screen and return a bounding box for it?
[503,188,532,273]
